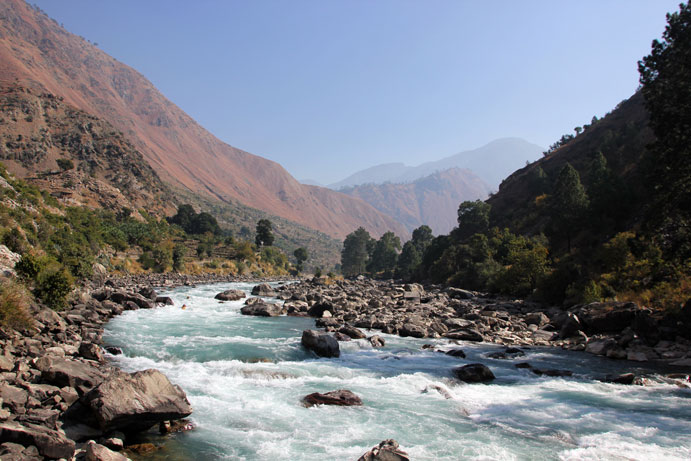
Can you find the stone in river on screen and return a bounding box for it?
[214,289,246,301]
[240,302,285,317]
[358,439,410,461]
[301,330,340,358]
[302,389,363,407]
[453,363,495,383]
[251,283,276,297]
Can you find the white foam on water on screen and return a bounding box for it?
[102,282,691,461]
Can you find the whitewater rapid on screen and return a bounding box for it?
[103,282,691,461]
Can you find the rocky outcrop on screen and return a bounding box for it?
[0,421,75,459]
[251,283,277,297]
[301,330,340,358]
[302,390,363,407]
[358,439,410,461]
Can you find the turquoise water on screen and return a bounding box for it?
[103,282,691,460]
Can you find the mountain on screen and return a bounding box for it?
[0,0,406,240]
[340,168,491,234]
[329,138,544,190]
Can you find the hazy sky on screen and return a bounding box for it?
[33,0,680,184]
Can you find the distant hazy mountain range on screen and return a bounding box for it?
[329,138,544,191]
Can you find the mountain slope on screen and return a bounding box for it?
[0,0,405,240]
[329,138,543,190]
[0,84,172,215]
[340,168,491,234]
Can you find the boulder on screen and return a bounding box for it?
[79,343,105,362]
[600,373,636,385]
[240,302,285,317]
[445,349,466,358]
[531,368,573,377]
[0,421,75,459]
[585,338,618,356]
[80,369,193,433]
[109,291,155,310]
[302,389,363,407]
[445,328,483,342]
[358,439,410,461]
[339,324,367,340]
[34,357,105,395]
[155,296,174,305]
[524,312,549,327]
[85,440,130,461]
[0,442,42,461]
[307,302,334,318]
[301,330,340,358]
[0,384,28,413]
[214,289,246,301]
[368,335,385,348]
[558,313,583,339]
[453,363,495,383]
[104,346,123,356]
[445,287,475,299]
[571,302,639,334]
[399,322,427,338]
[138,286,158,301]
[251,283,276,297]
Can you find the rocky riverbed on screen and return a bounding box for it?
[273,277,691,371]
[0,273,292,460]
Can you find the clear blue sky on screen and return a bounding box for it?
[32,0,681,184]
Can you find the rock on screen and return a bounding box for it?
[601,373,636,385]
[251,283,276,297]
[358,439,410,461]
[214,289,246,301]
[155,296,174,305]
[85,440,130,461]
[368,335,385,348]
[558,313,583,339]
[445,328,483,342]
[100,436,124,451]
[302,389,363,407]
[585,338,618,356]
[79,343,105,362]
[0,356,13,372]
[33,307,66,332]
[445,287,475,299]
[109,291,155,310]
[138,286,158,301]
[0,421,75,459]
[422,384,453,399]
[515,362,532,369]
[626,351,648,362]
[572,302,639,334]
[0,383,28,413]
[240,302,285,317]
[34,356,106,395]
[0,441,42,461]
[670,358,691,367]
[301,330,340,358]
[339,325,367,340]
[104,346,123,356]
[307,302,334,318]
[399,322,427,338]
[80,369,193,433]
[524,312,549,327]
[445,349,466,358]
[333,332,352,342]
[453,363,495,383]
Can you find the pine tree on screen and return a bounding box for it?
[341,227,374,276]
[549,163,589,252]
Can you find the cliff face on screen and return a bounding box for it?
[340,168,491,235]
[0,0,406,239]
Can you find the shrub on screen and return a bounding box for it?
[35,265,73,310]
[0,278,34,330]
[15,252,48,281]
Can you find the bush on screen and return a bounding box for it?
[35,265,73,310]
[0,278,34,330]
[15,252,47,281]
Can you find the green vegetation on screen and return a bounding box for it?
[0,278,34,330]
[255,219,274,247]
[293,247,308,272]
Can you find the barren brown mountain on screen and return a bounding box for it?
[340,168,490,235]
[0,0,406,239]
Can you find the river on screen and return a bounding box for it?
[102,281,691,460]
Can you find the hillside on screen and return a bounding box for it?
[340,168,490,235]
[0,84,173,216]
[0,0,406,240]
[329,138,543,190]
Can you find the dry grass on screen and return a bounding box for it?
[0,277,34,330]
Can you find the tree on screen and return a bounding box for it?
[293,247,308,272]
[191,212,221,235]
[549,163,589,252]
[396,241,422,280]
[411,225,433,250]
[638,2,691,259]
[255,219,274,247]
[368,231,401,275]
[341,227,374,276]
[56,158,74,171]
[172,244,187,272]
[168,204,195,231]
[455,200,491,241]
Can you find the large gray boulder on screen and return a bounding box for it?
[0,421,75,459]
[240,302,285,317]
[215,289,246,301]
[444,328,483,342]
[85,440,130,461]
[301,330,340,358]
[80,369,193,433]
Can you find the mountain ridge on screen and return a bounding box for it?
[0,0,406,240]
